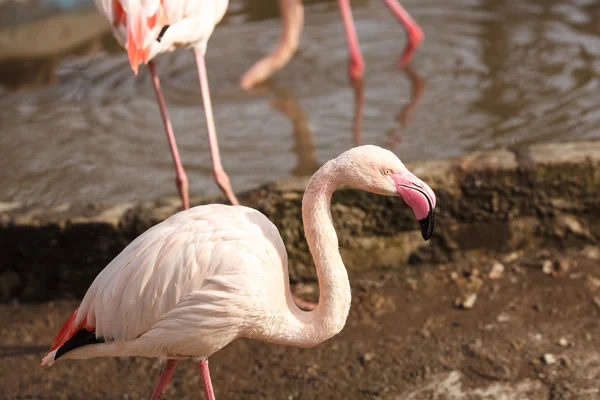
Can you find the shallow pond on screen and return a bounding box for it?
[1,0,599,205]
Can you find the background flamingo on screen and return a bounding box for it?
[240,0,424,89]
[94,0,238,208]
[40,145,436,400]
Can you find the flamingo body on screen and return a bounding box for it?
[41,145,437,399]
[43,204,293,363]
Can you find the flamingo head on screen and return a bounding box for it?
[336,145,436,241]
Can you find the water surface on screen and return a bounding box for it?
[1,0,599,206]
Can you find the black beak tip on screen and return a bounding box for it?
[418,208,435,241]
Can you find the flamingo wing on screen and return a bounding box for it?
[42,204,288,363]
[77,205,260,341]
[129,271,258,358]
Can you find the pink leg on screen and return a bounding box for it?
[193,50,239,206]
[150,359,179,400]
[381,0,424,65]
[338,0,364,82]
[240,0,304,90]
[196,360,216,400]
[148,62,190,210]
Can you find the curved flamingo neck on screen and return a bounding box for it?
[259,159,352,348]
[299,161,352,344]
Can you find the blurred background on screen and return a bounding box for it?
[2,0,599,206]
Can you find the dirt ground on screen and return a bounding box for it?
[1,246,599,400]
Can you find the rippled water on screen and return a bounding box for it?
[1,0,599,206]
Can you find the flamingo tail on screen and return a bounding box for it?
[123,1,167,74]
[39,308,100,367]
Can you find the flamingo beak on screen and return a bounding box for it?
[392,171,436,241]
[418,208,435,241]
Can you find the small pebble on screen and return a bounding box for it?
[583,246,600,260]
[359,352,376,364]
[542,353,556,365]
[496,312,510,323]
[502,252,519,263]
[587,275,600,291]
[407,278,418,291]
[558,337,569,347]
[460,293,477,309]
[542,260,553,275]
[489,263,505,280]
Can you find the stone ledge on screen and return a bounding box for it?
[1,140,599,301]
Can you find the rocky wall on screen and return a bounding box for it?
[1,140,598,301]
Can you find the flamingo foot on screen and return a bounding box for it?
[399,25,424,66]
[240,57,276,90]
[175,170,190,210]
[214,168,239,206]
[348,58,365,83]
[240,0,304,90]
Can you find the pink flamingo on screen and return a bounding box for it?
[240,0,424,89]
[94,0,239,208]
[40,145,436,400]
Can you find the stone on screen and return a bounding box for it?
[489,263,505,280]
[542,260,553,275]
[541,354,556,365]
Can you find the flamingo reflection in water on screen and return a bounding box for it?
[350,64,426,147]
[252,63,424,155]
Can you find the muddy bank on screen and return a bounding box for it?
[1,140,599,301]
[2,247,599,399]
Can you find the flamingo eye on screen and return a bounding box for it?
[384,169,392,175]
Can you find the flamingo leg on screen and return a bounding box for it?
[338,0,364,82]
[148,61,190,210]
[381,0,424,65]
[240,0,304,90]
[196,360,216,400]
[193,50,239,205]
[150,359,179,400]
